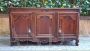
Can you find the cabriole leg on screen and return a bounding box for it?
[75,39,79,46]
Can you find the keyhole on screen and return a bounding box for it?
[59,29,62,33]
[28,29,31,33]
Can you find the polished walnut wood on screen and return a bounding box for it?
[9,8,80,46]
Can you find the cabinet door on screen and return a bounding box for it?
[34,12,56,37]
[11,12,32,38]
[58,13,78,37]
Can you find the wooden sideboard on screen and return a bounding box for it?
[9,8,80,46]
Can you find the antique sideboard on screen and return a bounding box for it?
[9,8,80,46]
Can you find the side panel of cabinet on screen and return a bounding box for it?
[10,12,33,41]
[58,13,78,39]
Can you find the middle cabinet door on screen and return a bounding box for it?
[34,12,56,37]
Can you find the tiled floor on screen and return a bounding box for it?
[0,36,90,51]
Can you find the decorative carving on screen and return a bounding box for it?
[39,38,49,44]
[58,15,76,34]
[36,15,53,35]
[38,15,52,19]
[12,13,32,38]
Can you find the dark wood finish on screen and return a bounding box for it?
[9,8,80,46]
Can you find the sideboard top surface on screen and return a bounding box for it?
[9,7,80,13]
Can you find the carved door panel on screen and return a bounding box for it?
[58,13,77,36]
[11,13,32,38]
[34,12,56,37]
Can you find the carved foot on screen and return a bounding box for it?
[75,39,79,46]
[11,42,17,46]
